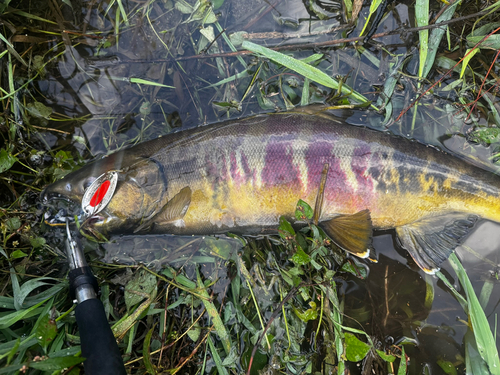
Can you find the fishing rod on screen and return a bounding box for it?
[65,219,127,375]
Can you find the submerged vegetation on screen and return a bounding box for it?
[0,0,499,373]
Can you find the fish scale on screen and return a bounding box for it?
[42,110,500,273]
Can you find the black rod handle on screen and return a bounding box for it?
[75,298,127,375]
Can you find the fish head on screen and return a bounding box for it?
[42,154,166,237]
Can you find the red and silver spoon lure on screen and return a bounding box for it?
[82,171,118,217]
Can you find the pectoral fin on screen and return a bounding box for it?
[396,213,479,274]
[319,209,372,258]
[134,187,192,233]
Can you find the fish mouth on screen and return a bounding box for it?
[42,190,84,226]
[44,205,104,228]
[42,188,111,235]
[44,207,82,226]
[41,186,78,205]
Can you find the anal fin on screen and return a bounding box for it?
[319,209,372,259]
[396,212,479,274]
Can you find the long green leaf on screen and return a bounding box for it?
[422,0,462,79]
[14,278,60,310]
[416,0,429,78]
[397,345,407,375]
[0,297,49,329]
[143,326,156,374]
[242,41,371,105]
[29,355,85,370]
[448,253,500,375]
[0,32,28,67]
[197,268,231,355]
[207,335,229,375]
[466,35,500,50]
[129,77,174,88]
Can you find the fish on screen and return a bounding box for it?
[41,109,500,274]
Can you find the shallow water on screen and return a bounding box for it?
[344,222,500,373]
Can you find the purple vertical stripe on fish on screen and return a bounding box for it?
[218,151,228,182]
[304,140,335,194]
[352,143,374,195]
[204,153,217,181]
[261,139,301,187]
[304,139,358,207]
[229,151,239,185]
[229,150,252,186]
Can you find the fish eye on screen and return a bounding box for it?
[83,177,97,190]
[65,183,72,191]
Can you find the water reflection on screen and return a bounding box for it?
[343,222,500,373]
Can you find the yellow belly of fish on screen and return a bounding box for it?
[180,179,500,232]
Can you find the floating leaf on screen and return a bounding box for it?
[437,359,458,375]
[358,0,384,38]
[175,0,193,14]
[344,333,371,362]
[197,268,231,355]
[448,253,500,375]
[222,346,239,366]
[212,0,224,9]
[61,0,73,9]
[0,149,18,173]
[397,345,407,375]
[416,0,429,78]
[229,31,246,47]
[422,1,461,79]
[467,127,500,145]
[460,48,479,78]
[187,324,201,341]
[0,0,12,13]
[26,102,53,119]
[129,77,174,88]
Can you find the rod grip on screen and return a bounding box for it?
[75,299,126,375]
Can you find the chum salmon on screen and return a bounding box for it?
[42,109,500,274]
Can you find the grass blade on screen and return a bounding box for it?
[416,0,429,78]
[143,326,156,374]
[129,77,174,88]
[422,0,461,79]
[397,345,407,375]
[196,268,231,355]
[448,253,500,375]
[242,41,371,105]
